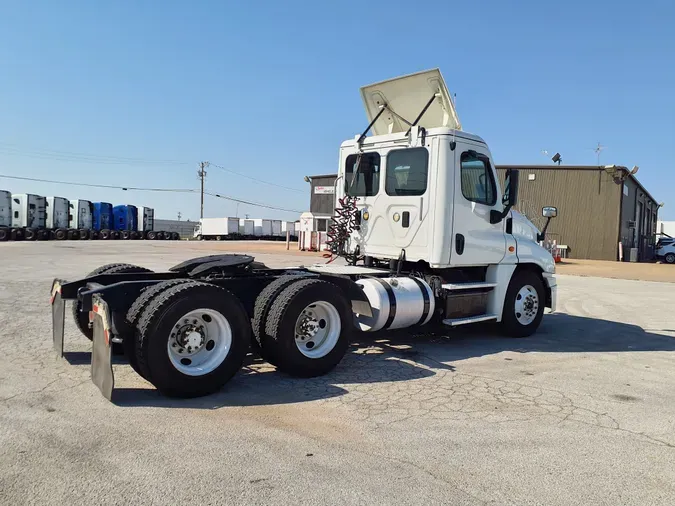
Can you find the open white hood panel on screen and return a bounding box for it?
[360,68,461,136]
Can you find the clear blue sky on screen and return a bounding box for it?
[1,0,674,221]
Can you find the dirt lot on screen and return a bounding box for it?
[1,241,674,505]
[556,258,675,283]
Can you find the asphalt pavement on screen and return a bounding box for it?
[1,241,674,505]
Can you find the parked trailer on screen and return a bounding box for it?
[11,193,48,240]
[49,69,558,403]
[252,219,272,237]
[0,190,11,241]
[239,219,255,237]
[281,221,296,238]
[69,200,93,239]
[271,220,282,237]
[195,217,240,240]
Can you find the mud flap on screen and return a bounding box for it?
[50,279,66,357]
[91,294,115,401]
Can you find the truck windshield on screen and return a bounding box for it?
[345,153,381,196]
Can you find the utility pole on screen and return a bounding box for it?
[177,211,182,221]
[197,161,209,219]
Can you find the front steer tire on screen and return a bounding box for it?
[134,281,250,398]
[501,270,546,338]
[264,279,351,378]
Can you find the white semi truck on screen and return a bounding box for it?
[11,193,49,240]
[50,69,557,402]
[0,190,11,241]
[194,217,241,240]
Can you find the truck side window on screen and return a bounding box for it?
[385,148,429,196]
[345,153,380,196]
[460,152,497,206]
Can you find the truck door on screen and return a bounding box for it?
[450,143,506,266]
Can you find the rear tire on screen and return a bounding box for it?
[134,281,250,398]
[79,229,89,240]
[37,229,49,241]
[665,253,675,264]
[99,229,111,240]
[264,279,351,377]
[131,231,140,240]
[121,230,131,240]
[55,228,67,240]
[171,232,180,240]
[72,263,153,341]
[24,228,36,241]
[147,231,157,240]
[111,231,120,240]
[10,228,24,241]
[0,228,8,241]
[124,279,196,378]
[252,275,308,365]
[67,229,80,240]
[501,270,545,338]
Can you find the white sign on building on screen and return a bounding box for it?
[314,186,335,195]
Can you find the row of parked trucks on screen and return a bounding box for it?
[194,217,298,240]
[0,191,179,241]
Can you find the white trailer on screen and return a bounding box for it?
[0,190,11,241]
[239,219,254,236]
[252,219,272,237]
[271,219,282,237]
[281,221,296,237]
[68,200,93,239]
[195,217,240,240]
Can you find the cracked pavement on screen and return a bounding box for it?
[1,241,674,505]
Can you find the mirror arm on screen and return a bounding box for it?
[537,217,552,242]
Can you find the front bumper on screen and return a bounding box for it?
[542,272,557,312]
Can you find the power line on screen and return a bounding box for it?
[0,142,189,166]
[208,162,304,193]
[204,191,302,213]
[0,174,196,192]
[0,173,304,214]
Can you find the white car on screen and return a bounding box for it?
[656,237,675,264]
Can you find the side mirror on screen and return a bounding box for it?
[492,169,520,224]
[537,206,558,241]
[542,206,557,218]
[504,169,519,207]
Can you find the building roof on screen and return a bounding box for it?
[306,174,337,180]
[495,165,659,206]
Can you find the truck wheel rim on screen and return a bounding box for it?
[294,301,341,359]
[167,308,232,376]
[514,284,539,325]
[666,253,675,263]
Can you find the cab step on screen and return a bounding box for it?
[442,313,498,326]
[441,282,497,291]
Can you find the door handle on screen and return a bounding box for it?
[455,234,465,255]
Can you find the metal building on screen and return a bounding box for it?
[496,165,659,261]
